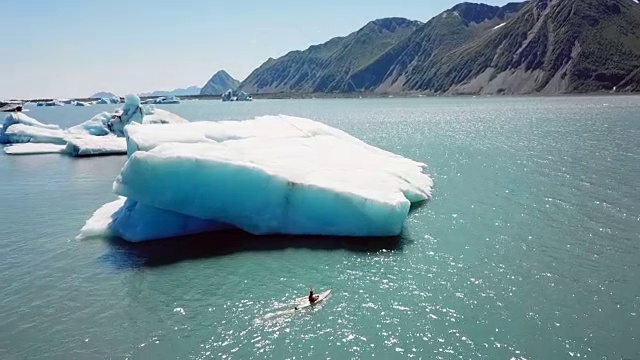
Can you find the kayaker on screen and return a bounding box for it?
[308,290,319,303]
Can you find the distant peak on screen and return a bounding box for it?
[200,70,241,95]
[449,1,527,24]
[361,17,420,34]
[213,69,231,77]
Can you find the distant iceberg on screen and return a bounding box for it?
[221,89,252,102]
[37,100,64,107]
[95,96,122,105]
[78,115,433,241]
[2,94,187,157]
[141,96,181,105]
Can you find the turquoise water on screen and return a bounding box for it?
[1,96,638,359]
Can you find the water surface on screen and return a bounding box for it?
[1,96,639,359]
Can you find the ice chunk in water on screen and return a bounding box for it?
[79,115,433,241]
[3,143,66,155]
[77,197,230,242]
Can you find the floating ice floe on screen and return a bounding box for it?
[95,96,122,105]
[3,143,66,155]
[78,115,433,241]
[0,112,65,144]
[37,100,64,107]
[64,135,127,157]
[1,94,187,157]
[141,96,181,105]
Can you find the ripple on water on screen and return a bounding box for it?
[2,97,640,359]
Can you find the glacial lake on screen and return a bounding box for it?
[1,96,639,359]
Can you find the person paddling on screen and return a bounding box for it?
[308,289,319,303]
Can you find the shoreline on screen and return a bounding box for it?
[8,90,640,104]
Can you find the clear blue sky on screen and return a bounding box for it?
[2,0,506,99]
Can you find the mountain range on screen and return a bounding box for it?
[240,0,640,95]
[139,86,202,97]
[89,91,117,99]
[89,70,241,99]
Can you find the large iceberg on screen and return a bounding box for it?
[78,115,433,241]
[2,95,188,157]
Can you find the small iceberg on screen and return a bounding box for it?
[221,89,252,102]
[0,112,65,144]
[236,91,253,101]
[78,115,433,242]
[37,100,64,107]
[2,123,67,145]
[142,96,181,105]
[64,136,127,157]
[4,143,66,155]
[2,94,187,157]
[95,96,122,105]
[0,103,24,112]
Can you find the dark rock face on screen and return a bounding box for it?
[241,0,640,95]
[200,70,241,96]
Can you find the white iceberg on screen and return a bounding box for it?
[141,96,182,105]
[2,94,188,157]
[64,135,127,156]
[141,106,188,125]
[1,112,61,132]
[3,143,66,155]
[78,115,433,242]
[79,197,230,242]
[2,124,67,144]
[106,95,188,137]
[123,115,396,155]
[0,113,65,144]
[67,112,112,136]
[37,100,63,107]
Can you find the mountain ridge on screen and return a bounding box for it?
[240,0,640,95]
[89,91,117,98]
[240,17,422,93]
[140,86,201,97]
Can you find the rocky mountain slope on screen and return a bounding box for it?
[200,70,241,96]
[240,0,640,95]
[240,18,422,93]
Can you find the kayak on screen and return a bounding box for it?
[294,289,332,310]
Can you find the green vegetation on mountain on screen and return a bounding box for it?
[240,0,640,95]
